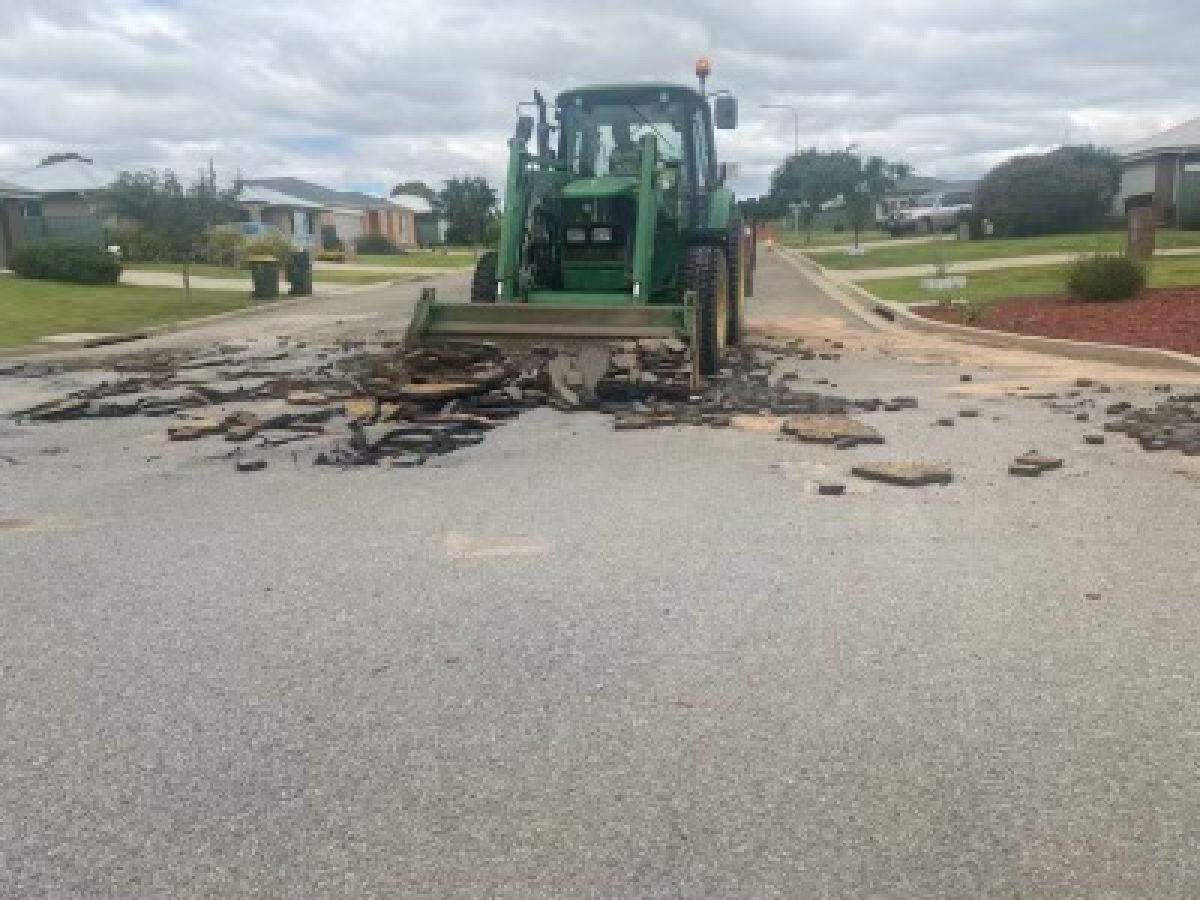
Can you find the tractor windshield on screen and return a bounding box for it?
[559,99,685,178]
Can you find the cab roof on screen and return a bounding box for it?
[555,83,703,106]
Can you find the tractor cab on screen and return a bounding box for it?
[550,85,707,299]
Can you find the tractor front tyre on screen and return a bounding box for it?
[470,250,498,304]
[681,245,729,377]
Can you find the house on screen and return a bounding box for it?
[236,184,327,249]
[1116,117,1200,223]
[390,193,448,246]
[3,158,116,244]
[0,178,38,267]
[241,178,422,249]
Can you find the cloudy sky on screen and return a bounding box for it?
[2,0,1198,197]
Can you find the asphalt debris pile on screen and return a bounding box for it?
[1103,393,1200,455]
[9,334,894,470]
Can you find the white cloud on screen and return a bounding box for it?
[1,0,1198,195]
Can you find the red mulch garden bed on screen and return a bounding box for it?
[914,288,1200,356]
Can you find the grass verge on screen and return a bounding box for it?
[806,229,1200,270]
[0,275,251,348]
[863,255,1200,306]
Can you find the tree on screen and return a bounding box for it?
[844,156,912,246]
[105,166,239,299]
[390,180,439,206]
[38,151,93,167]
[438,176,497,245]
[766,148,909,243]
[974,146,1118,237]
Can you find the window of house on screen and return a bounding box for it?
[20,200,42,218]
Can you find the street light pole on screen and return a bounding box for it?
[761,104,801,237]
[760,103,799,159]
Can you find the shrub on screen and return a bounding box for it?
[975,146,1120,237]
[1065,253,1147,302]
[105,224,171,262]
[354,233,399,255]
[10,239,122,284]
[207,228,246,267]
[242,233,291,263]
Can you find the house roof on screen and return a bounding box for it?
[389,193,434,214]
[1121,116,1200,160]
[243,177,392,211]
[6,158,118,193]
[0,177,36,198]
[237,184,327,209]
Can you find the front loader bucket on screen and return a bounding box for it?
[405,287,696,347]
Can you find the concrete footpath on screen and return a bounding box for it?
[816,246,1200,281]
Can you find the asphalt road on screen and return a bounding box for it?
[3,254,1200,898]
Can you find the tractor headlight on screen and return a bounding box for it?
[591,227,613,243]
[566,227,587,244]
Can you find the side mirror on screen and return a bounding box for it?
[515,115,534,145]
[713,95,738,130]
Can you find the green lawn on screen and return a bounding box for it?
[865,255,1200,306]
[806,229,1200,270]
[126,263,395,285]
[0,275,251,348]
[775,228,890,248]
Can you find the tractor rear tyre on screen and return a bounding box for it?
[725,221,746,346]
[470,250,498,304]
[680,245,729,377]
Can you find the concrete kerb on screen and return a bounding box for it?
[781,247,1200,374]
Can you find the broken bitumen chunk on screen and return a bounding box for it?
[960,374,973,382]
[1075,412,1090,422]
[851,460,952,487]
[235,458,267,472]
[1008,463,1043,477]
[817,482,846,495]
[1084,434,1106,445]
[1074,377,1096,388]
[1013,452,1064,472]
[396,382,484,402]
[287,389,329,406]
[958,409,980,418]
[890,396,919,409]
[1105,402,1133,415]
[19,397,91,421]
[782,414,882,445]
[167,420,224,441]
[1154,384,1172,393]
[935,417,955,427]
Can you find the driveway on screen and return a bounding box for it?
[2,254,1199,898]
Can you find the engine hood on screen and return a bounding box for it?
[560,176,639,199]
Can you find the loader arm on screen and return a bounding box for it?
[630,133,658,301]
[495,136,528,300]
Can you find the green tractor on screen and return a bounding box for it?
[407,63,750,375]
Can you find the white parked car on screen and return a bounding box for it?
[885,190,974,236]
